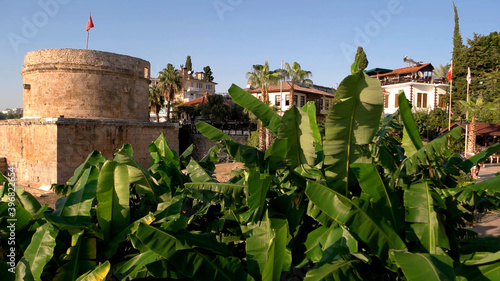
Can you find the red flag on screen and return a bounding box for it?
[86,14,94,32]
[447,60,453,82]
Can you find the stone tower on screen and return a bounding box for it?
[0,49,179,189]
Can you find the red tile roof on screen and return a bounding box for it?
[248,81,334,97]
[374,63,433,78]
[442,122,500,136]
[177,96,208,107]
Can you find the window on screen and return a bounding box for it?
[275,95,281,106]
[394,93,399,108]
[197,83,203,89]
[384,94,389,108]
[416,93,427,108]
[293,95,297,106]
[285,95,290,106]
[300,96,305,107]
[205,84,212,90]
[191,82,194,87]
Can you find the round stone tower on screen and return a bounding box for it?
[21,49,151,120]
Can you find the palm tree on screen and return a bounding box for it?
[158,64,182,122]
[280,62,313,101]
[148,84,164,122]
[458,96,492,154]
[433,63,450,80]
[246,60,281,150]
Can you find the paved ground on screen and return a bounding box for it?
[470,163,500,237]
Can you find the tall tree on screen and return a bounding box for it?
[459,96,494,154]
[246,60,281,150]
[148,84,164,122]
[185,55,192,72]
[202,66,214,82]
[158,63,182,122]
[451,2,467,103]
[354,46,369,71]
[280,62,313,100]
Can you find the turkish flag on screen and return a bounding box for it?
[86,15,94,32]
[447,61,453,82]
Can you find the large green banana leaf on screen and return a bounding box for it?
[458,143,500,172]
[51,151,105,195]
[370,112,404,174]
[323,70,384,195]
[195,121,235,142]
[54,231,97,281]
[75,261,110,281]
[246,168,272,221]
[45,166,99,228]
[96,161,130,243]
[135,223,231,257]
[103,213,155,259]
[14,187,42,216]
[186,158,215,182]
[134,223,248,280]
[196,121,264,165]
[456,251,500,280]
[166,250,254,281]
[390,251,455,281]
[398,91,423,157]
[243,214,291,280]
[301,101,323,148]
[351,162,404,232]
[15,223,58,281]
[305,181,406,260]
[0,201,33,231]
[278,106,316,167]
[404,180,450,254]
[403,127,462,176]
[115,251,161,280]
[114,145,170,208]
[304,259,365,281]
[262,218,291,281]
[184,182,247,205]
[148,133,184,190]
[302,225,357,265]
[228,84,282,134]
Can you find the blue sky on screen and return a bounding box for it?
[1,0,499,109]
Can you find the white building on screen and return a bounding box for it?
[366,63,449,115]
[247,81,334,121]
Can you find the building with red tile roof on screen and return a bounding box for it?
[246,81,334,119]
[367,60,449,115]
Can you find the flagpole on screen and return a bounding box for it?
[86,12,92,50]
[465,67,470,155]
[448,79,452,131]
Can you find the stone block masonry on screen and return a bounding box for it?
[21,49,151,120]
[0,118,178,188]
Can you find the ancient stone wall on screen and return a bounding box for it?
[56,119,179,184]
[0,119,58,188]
[21,49,151,120]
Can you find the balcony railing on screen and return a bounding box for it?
[379,76,446,86]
